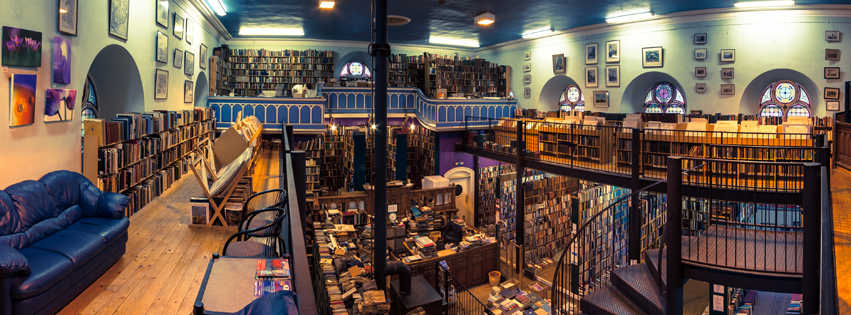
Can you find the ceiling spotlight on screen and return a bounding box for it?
[734,0,794,8]
[476,12,495,26]
[606,11,654,23]
[429,37,480,47]
[320,1,335,9]
[204,0,227,16]
[521,28,554,39]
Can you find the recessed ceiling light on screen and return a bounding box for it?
[521,28,554,39]
[476,12,495,26]
[606,11,654,23]
[320,1,335,9]
[204,0,227,16]
[428,37,480,47]
[239,28,305,36]
[59,8,67,13]
[734,0,794,8]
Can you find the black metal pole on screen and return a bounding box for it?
[515,121,526,276]
[666,156,683,315]
[803,162,821,315]
[373,0,389,291]
[474,156,480,226]
[629,129,642,262]
[816,134,829,184]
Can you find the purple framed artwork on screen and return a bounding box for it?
[44,89,77,122]
[2,27,42,67]
[53,36,71,84]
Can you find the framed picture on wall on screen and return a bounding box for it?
[694,48,707,60]
[200,44,208,70]
[827,101,840,111]
[59,0,79,36]
[825,67,840,79]
[721,84,735,95]
[173,13,185,39]
[156,31,168,63]
[642,46,663,68]
[184,51,195,76]
[694,33,707,44]
[524,51,531,60]
[523,74,531,84]
[524,87,531,98]
[825,87,840,99]
[524,62,531,72]
[826,49,840,61]
[721,68,734,79]
[109,0,130,40]
[605,65,620,87]
[156,0,168,28]
[155,69,169,100]
[552,54,565,73]
[593,91,609,108]
[186,21,194,44]
[585,67,598,88]
[174,48,183,68]
[826,31,840,42]
[184,80,194,103]
[585,43,598,65]
[696,83,706,93]
[606,40,620,63]
[720,49,735,62]
[695,67,706,78]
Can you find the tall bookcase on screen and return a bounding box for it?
[210,48,232,96]
[407,127,436,183]
[476,164,515,227]
[522,176,578,271]
[498,65,512,98]
[227,49,334,97]
[322,126,350,190]
[424,53,502,98]
[389,54,425,90]
[537,123,613,164]
[295,135,323,195]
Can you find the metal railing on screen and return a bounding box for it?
[439,262,494,315]
[821,166,838,315]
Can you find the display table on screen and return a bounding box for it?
[403,242,499,289]
[194,256,293,314]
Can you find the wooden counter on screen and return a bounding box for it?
[400,242,499,289]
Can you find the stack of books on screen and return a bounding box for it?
[415,236,436,258]
[254,258,292,296]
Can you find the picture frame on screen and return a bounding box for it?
[826,31,840,42]
[605,40,620,63]
[605,65,620,87]
[721,68,734,79]
[53,36,72,84]
[186,20,194,44]
[696,83,706,93]
[825,67,840,79]
[155,69,169,100]
[585,67,598,88]
[2,27,43,67]
[642,46,663,68]
[523,87,531,98]
[200,44,208,70]
[720,49,735,62]
[523,74,531,84]
[184,51,195,76]
[695,67,706,78]
[694,33,707,45]
[694,48,707,60]
[109,0,130,40]
[826,49,840,61]
[585,43,598,65]
[593,91,609,108]
[721,84,735,95]
[825,87,840,100]
[827,101,840,111]
[59,0,79,36]
[156,31,168,63]
[174,48,184,68]
[552,54,565,74]
[173,12,185,39]
[156,0,169,28]
[523,62,531,72]
[524,51,531,60]
[184,80,194,103]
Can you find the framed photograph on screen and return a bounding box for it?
[200,44,208,70]
[523,62,531,72]
[155,69,169,100]
[696,83,706,93]
[9,74,37,127]
[825,67,840,79]
[524,51,531,60]
[585,67,598,88]
[642,46,663,68]
[156,0,168,28]
[523,74,531,84]
[59,0,79,36]
[156,31,168,63]
[523,87,531,98]
[605,65,620,87]
[585,43,598,65]
[694,33,707,45]
[109,0,130,40]
[184,51,195,76]
[186,20,194,44]
[826,49,840,61]
[694,48,707,60]
[695,67,706,78]
[721,84,735,95]
[184,80,194,103]
[173,13,185,39]
[553,54,565,73]
[606,40,620,63]
[825,87,840,100]
[2,27,43,67]
[593,91,609,108]
[826,31,840,42]
[721,68,734,79]
[174,48,184,68]
[827,101,840,111]
[44,88,77,122]
[720,49,735,62]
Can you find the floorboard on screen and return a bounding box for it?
[831,168,851,314]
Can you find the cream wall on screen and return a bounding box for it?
[0,0,224,188]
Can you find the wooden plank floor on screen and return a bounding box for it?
[57,148,280,315]
[830,168,851,314]
[682,225,803,274]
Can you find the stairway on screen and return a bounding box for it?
[579,249,667,315]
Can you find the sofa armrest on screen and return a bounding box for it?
[96,192,130,219]
[0,244,28,275]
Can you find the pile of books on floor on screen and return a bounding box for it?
[316,229,346,314]
[525,256,556,274]
[786,294,802,314]
[486,284,551,315]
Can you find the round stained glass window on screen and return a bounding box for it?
[655,84,673,103]
[566,87,580,103]
[775,82,796,104]
[349,62,364,76]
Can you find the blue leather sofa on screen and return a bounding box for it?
[0,171,130,315]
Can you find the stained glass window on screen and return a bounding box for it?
[81,76,98,120]
[574,104,585,112]
[787,105,810,117]
[759,80,811,118]
[760,85,773,104]
[340,61,372,79]
[339,66,349,78]
[760,104,783,117]
[645,104,662,113]
[349,62,364,76]
[655,84,673,103]
[666,104,684,114]
[560,104,572,112]
[775,82,796,104]
[644,82,685,113]
[566,87,580,103]
[644,92,653,104]
[559,85,585,112]
[798,86,810,105]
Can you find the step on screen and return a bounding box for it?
[643,249,667,292]
[579,283,647,315]
[611,264,664,315]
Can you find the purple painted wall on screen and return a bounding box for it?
[437,131,501,175]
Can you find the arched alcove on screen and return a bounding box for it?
[622,72,684,113]
[195,72,209,106]
[334,51,373,78]
[539,76,579,110]
[739,69,820,116]
[86,45,144,119]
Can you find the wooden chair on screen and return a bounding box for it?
[223,206,289,258]
[238,189,288,241]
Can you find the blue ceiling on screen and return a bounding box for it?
[218,0,847,47]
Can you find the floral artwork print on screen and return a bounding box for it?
[53,36,71,84]
[109,0,130,40]
[10,74,37,127]
[44,89,77,122]
[2,27,42,67]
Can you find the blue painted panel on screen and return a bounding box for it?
[472,106,480,118]
[329,94,338,108]
[366,94,373,109]
[266,106,277,124]
[300,106,310,124]
[438,107,446,122]
[244,105,255,119]
[356,94,365,109]
[447,106,455,122]
[465,107,472,120]
[312,107,322,124]
[289,106,299,124]
[406,95,414,108]
[346,94,355,109]
[232,105,243,122]
[220,105,231,123]
[504,106,511,118]
[456,107,464,122]
[390,95,398,109]
[510,106,516,117]
[211,104,222,121]
[255,105,265,123]
[496,106,503,119]
[279,106,288,123]
[488,106,495,119]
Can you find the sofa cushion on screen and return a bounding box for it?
[66,217,130,246]
[0,205,83,250]
[11,248,74,300]
[29,230,105,268]
[38,171,84,217]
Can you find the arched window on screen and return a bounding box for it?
[758,80,811,118]
[643,82,686,114]
[81,76,98,120]
[559,85,585,112]
[339,61,372,79]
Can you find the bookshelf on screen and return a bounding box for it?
[537,122,613,164]
[476,164,515,227]
[389,54,425,90]
[226,48,334,97]
[407,127,436,184]
[209,48,231,96]
[424,53,502,98]
[522,176,578,272]
[322,126,350,190]
[577,184,630,283]
[639,192,666,251]
[498,65,512,98]
[295,135,323,195]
